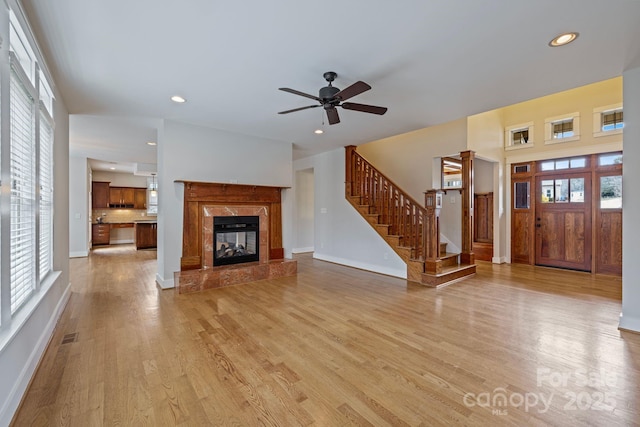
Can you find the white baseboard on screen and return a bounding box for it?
[492,256,507,264]
[292,247,314,254]
[69,250,88,258]
[109,239,134,244]
[619,313,640,333]
[0,279,71,427]
[313,253,406,279]
[156,273,175,289]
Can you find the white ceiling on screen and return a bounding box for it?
[20,0,640,171]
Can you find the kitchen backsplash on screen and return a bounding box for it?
[92,209,156,223]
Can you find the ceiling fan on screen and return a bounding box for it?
[278,71,388,125]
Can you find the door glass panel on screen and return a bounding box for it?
[555,179,569,203]
[600,175,622,209]
[514,182,530,209]
[570,178,585,202]
[541,180,554,203]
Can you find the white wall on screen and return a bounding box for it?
[301,149,406,278]
[156,120,292,288]
[92,170,148,187]
[293,169,314,253]
[69,156,90,257]
[0,3,71,422]
[621,67,640,332]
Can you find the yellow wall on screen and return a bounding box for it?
[357,117,467,203]
[500,77,623,163]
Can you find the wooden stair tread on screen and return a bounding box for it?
[425,263,476,277]
[439,252,458,259]
[420,262,476,288]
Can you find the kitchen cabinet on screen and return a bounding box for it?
[92,181,110,209]
[134,188,147,209]
[92,224,110,246]
[135,222,157,249]
[109,187,135,208]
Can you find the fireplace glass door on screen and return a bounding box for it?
[213,216,259,266]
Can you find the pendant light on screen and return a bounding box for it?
[150,173,158,197]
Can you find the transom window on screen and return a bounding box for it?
[539,156,587,172]
[593,104,623,137]
[505,122,534,150]
[513,129,529,144]
[545,112,580,144]
[553,119,574,139]
[602,110,623,131]
[599,153,622,166]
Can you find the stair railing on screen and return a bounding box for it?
[346,146,433,261]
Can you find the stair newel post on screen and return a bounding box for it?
[345,146,356,197]
[424,189,442,274]
[460,150,475,264]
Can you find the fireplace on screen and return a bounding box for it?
[176,182,296,293]
[213,216,259,266]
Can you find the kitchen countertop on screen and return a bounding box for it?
[134,220,157,223]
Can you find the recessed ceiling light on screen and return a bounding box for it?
[109,167,116,170]
[549,32,579,47]
[171,95,186,103]
[314,129,323,134]
[146,141,157,146]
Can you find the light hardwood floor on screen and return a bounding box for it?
[12,245,639,426]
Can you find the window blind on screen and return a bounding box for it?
[39,107,53,281]
[10,64,36,314]
[553,120,573,138]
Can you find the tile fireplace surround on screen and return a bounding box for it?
[174,182,296,294]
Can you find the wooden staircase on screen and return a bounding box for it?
[345,146,475,287]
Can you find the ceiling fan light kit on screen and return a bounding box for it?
[278,71,387,125]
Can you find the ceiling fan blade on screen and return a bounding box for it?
[333,81,371,101]
[326,107,340,125]
[278,105,321,114]
[341,102,388,115]
[279,87,321,101]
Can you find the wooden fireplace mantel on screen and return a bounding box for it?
[178,181,287,271]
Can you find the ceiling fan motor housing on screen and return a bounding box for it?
[319,85,340,102]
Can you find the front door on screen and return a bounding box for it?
[535,172,592,271]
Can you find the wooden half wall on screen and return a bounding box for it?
[179,181,285,270]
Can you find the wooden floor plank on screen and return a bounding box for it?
[11,245,640,426]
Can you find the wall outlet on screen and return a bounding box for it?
[141,212,145,216]
[74,213,81,219]
[450,196,456,204]
[320,208,328,214]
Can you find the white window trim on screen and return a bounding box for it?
[505,122,534,151]
[545,112,580,145]
[593,103,623,138]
